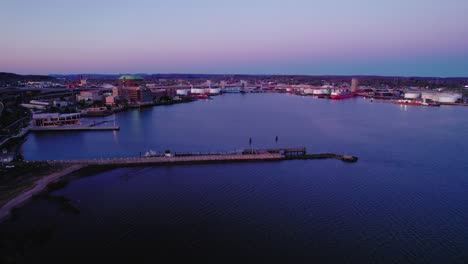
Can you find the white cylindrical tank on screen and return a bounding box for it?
[190,88,205,94]
[404,92,421,99]
[437,93,462,103]
[176,89,189,96]
[421,92,438,101]
[303,88,314,95]
[313,89,330,95]
[208,88,221,94]
[224,87,241,93]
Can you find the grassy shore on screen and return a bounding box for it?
[0,162,68,208]
[0,163,86,222]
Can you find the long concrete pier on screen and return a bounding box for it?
[46,153,284,166]
[42,148,358,166]
[30,126,120,131]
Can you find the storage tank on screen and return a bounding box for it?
[303,88,314,95]
[404,92,421,99]
[208,88,221,95]
[190,88,205,94]
[176,89,189,96]
[421,92,439,101]
[313,88,330,95]
[437,93,462,103]
[224,87,241,93]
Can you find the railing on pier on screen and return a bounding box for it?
[29,146,359,166]
[174,151,241,157]
[243,147,307,156]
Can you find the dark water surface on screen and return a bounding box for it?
[3,94,468,262]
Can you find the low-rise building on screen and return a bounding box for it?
[32,113,81,127]
[105,96,116,105]
[76,90,103,102]
[53,100,69,107]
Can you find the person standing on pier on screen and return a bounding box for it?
[275,136,278,144]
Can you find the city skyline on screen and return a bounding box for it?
[1,0,468,77]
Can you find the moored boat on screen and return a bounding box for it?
[144,150,161,157]
[393,99,440,106]
[312,88,331,98]
[192,94,210,99]
[393,99,421,106]
[330,89,353,99]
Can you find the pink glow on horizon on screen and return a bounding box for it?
[1,0,467,76]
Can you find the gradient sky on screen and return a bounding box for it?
[1,0,468,76]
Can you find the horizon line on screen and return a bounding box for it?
[3,72,468,79]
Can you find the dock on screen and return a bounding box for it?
[40,147,358,166]
[30,126,120,132]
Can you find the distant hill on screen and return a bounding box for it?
[49,74,122,79]
[5,72,468,89]
[0,72,55,85]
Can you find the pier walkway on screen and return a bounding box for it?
[30,126,119,132]
[38,147,358,166]
[45,153,285,166]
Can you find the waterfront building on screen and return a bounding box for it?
[119,75,144,87]
[105,96,115,105]
[118,75,152,103]
[150,89,169,101]
[32,113,81,127]
[76,90,103,102]
[52,100,69,107]
[121,86,153,103]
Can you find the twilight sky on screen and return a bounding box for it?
[1,0,468,76]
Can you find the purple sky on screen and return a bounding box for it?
[1,0,468,76]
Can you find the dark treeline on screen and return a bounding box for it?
[2,72,468,89]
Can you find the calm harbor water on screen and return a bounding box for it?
[2,94,468,262]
